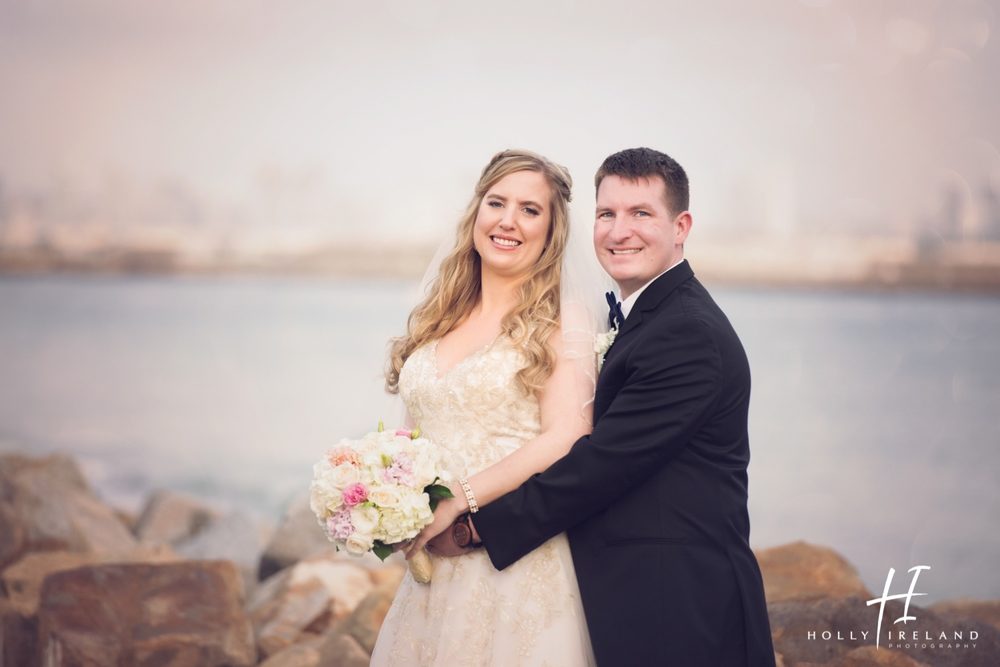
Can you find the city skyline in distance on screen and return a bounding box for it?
[1,0,998,274]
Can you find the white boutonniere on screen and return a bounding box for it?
[595,326,618,372]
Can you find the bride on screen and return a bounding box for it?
[369,149,599,666]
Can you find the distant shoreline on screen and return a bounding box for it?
[3,239,1000,294]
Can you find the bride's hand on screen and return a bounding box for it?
[404,495,464,560]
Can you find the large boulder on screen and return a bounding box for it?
[36,560,256,666]
[248,555,374,658]
[932,600,1000,632]
[1,546,176,618]
[257,634,324,667]
[315,630,371,667]
[0,453,137,570]
[133,489,220,545]
[173,510,264,594]
[1,597,37,667]
[258,627,368,667]
[757,541,872,603]
[338,580,398,654]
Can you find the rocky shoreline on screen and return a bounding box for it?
[1,452,997,666]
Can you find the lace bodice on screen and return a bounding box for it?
[398,336,541,478]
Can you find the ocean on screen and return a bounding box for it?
[1,274,997,603]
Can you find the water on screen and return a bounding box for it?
[1,274,998,603]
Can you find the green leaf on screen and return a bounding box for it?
[425,484,454,499]
[377,419,385,433]
[381,453,393,467]
[426,483,454,512]
[372,541,393,562]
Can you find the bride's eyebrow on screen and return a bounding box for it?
[487,194,544,210]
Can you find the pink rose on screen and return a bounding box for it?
[327,447,361,467]
[394,429,412,437]
[342,482,368,506]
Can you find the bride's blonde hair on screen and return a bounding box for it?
[386,149,573,396]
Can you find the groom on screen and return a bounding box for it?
[433,147,775,666]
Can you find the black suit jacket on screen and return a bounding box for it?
[474,261,775,666]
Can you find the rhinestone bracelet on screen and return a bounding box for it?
[459,477,479,513]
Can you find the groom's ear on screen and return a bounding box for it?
[673,211,693,246]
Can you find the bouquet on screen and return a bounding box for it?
[309,421,453,582]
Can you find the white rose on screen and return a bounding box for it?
[399,490,430,513]
[310,488,339,517]
[410,457,439,488]
[384,438,404,457]
[309,476,343,515]
[361,449,384,468]
[345,532,374,555]
[368,485,401,508]
[378,508,414,542]
[329,462,360,487]
[350,505,380,534]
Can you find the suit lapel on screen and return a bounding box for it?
[614,260,694,341]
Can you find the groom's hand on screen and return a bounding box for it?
[425,521,472,558]
[405,495,464,559]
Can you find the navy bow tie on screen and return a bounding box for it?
[606,291,625,330]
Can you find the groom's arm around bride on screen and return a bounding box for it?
[461,148,776,667]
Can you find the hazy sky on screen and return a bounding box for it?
[1,0,998,243]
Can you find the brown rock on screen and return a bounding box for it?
[1,597,38,667]
[339,582,396,654]
[2,546,176,617]
[316,630,370,667]
[174,510,264,597]
[296,630,324,644]
[259,494,336,580]
[0,453,89,493]
[134,489,219,545]
[37,560,256,666]
[932,599,1000,632]
[769,596,871,665]
[257,635,323,667]
[113,507,138,532]
[757,541,872,603]
[828,646,930,666]
[249,555,373,658]
[252,576,329,658]
[368,563,406,592]
[0,453,137,570]
[0,503,25,571]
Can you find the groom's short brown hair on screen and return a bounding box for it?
[595,147,689,214]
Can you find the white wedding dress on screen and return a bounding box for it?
[370,336,596,667]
